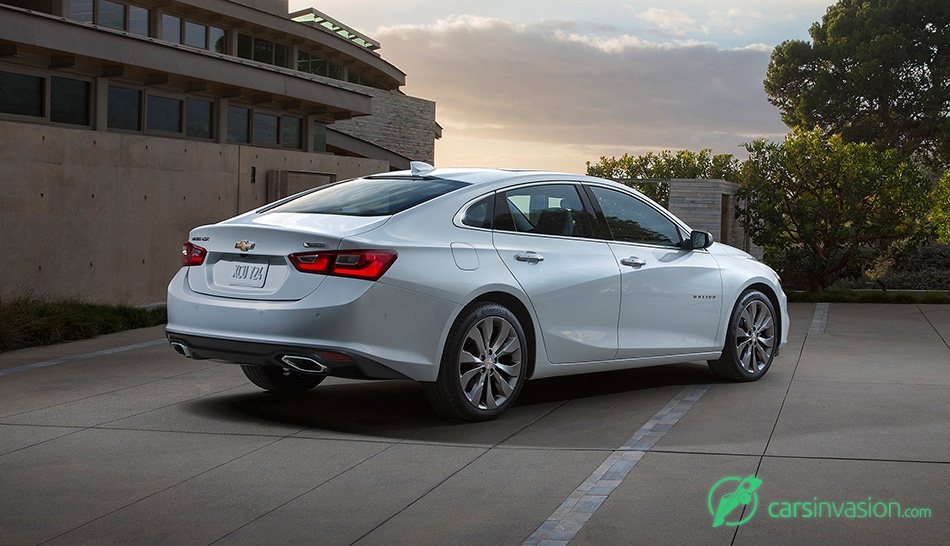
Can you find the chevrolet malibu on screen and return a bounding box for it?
[166,163,789,421]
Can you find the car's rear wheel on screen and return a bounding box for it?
[425,302,526,421]
[240,365,325,393]
[708,289,776,381]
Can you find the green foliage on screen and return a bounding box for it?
[765,0,950,171]
[0,296,167,352]
[786,290,950,304]
[929,171,950,242]
[586,149,740,207]
[738,128,933,293]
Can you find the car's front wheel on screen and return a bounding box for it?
[708,289,777,381]
[425,302,527,421]
[241,365,325,393]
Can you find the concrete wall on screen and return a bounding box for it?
[0,120,386,305]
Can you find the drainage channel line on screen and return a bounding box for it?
[0,339,167,376]
[523,383,711,546]
[808,302,829,335]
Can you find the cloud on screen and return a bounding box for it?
[375,15,788,171]
[635,8,698,37]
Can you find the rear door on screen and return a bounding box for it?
[492,183,621,364]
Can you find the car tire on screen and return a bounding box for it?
[424,302,527,421]
[708,289,777,382]
[240,365,325,393]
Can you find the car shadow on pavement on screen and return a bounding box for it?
[185,362,722,441]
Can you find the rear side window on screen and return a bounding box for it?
[265,177,466,216]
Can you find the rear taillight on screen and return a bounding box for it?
[182,242,207,266]
[289,250,397,281]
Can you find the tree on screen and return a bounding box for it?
[737,128,933,293]
[586,149,740,207]
[765,0,950,171]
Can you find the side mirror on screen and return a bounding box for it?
[685,230,714,250]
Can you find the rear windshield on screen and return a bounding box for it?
[264,177,467,216]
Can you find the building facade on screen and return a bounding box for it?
[0,0,440,304]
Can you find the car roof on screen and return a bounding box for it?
[382,166,594,186]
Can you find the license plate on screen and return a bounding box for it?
[226,261,268,288]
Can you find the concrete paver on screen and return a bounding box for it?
[1,303,948,545]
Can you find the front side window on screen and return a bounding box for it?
[267,177,467,216]
[589,186,682,246]
[494,184,592,238]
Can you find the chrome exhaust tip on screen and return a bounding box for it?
[281,355,328,375]
[170,341,192,358]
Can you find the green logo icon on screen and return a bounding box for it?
[708,475,762,527]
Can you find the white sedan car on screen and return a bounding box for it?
[167,163,789,421]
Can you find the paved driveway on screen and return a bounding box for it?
[1,303,948,545]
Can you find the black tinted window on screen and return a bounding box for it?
[590,186,681,246]
[461,196,493,228]
[494,184,592,238]
[267,177,466,216]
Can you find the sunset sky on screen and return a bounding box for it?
[290,1,834,173]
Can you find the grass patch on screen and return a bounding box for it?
[786,290,950,304]
[0,296,166,353]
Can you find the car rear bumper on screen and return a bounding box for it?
[164,331,411,380]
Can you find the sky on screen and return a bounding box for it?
[289,1,834,173]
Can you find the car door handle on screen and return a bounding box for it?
[620,256,646,268]
[514,251,544,263]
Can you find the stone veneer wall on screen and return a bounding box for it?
[666,179,762,258]
[332,85,440,165]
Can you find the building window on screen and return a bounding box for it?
[98,0,126,31]
[297,51,329,77]
[274,43,290,68]
[237,34,252,59]
[50,77,90,126]
[0,71,44,118]
[281,116,302,149]
[162,14,182,43]
[107,86,141,131]
[328,62,343,80]
[313,121,327,152]
[237,34,291,68]
[210,27,227,54]
[227,105,250,143]
[186,99,213,139]
[252,37,274,64]
[253,112,279,145]
[146,94,182,133]
[185,21,207,49]
[129,5,149,37]
[69,0,94,23]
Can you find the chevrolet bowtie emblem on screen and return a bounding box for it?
[234,241,256,252]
